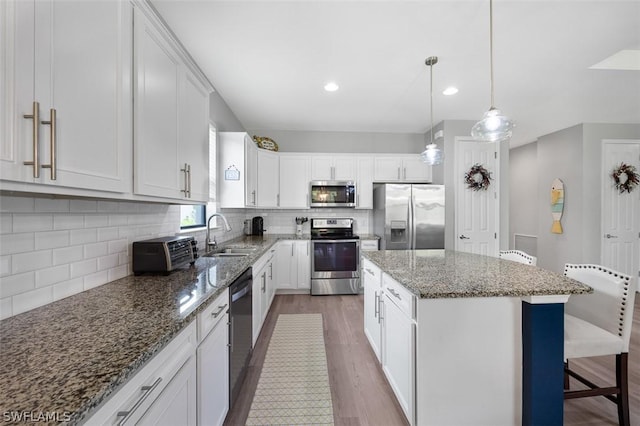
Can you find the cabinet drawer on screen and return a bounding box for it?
[361,240,379,251]
[198,288,229,342]
[87,321,197,425]
[362,258,381,283]
[382,273,415,320]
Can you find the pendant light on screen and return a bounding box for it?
[421,56,444,165]
[471,0,514,142]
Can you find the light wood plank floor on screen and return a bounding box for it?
[225,294,640,426]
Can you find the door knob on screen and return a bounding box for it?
[459,235,470,240]
[604,233,618,239]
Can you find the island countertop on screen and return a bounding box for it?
[0,234,297,425]
[362,249,592,299]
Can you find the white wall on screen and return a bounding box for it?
[246,129,424,153]
[210,90,245,132]
[510,123,640,273]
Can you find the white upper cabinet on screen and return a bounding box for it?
[1,0,132,192]
[356,156,374,209]
[311,154,356,181]
[257,149,279,208]
[245,137,258,207]
[133,5,211,202]
[279,154,310,209]
[374,155,431,182]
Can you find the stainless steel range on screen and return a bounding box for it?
[310,218,360,295]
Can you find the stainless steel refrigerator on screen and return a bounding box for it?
[373,183,445,250]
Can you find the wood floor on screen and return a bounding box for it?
[224,294,640,426]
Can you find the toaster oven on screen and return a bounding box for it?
[132,236,195,275]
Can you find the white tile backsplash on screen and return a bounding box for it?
[0,195,181,319]
[0,195,374,319]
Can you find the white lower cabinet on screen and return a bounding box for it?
[377,273,416,425]
[362,259,382,362]
[276,240,310,290]
[197,289,229,426]
[87,322,197,425]
[137,356,197,426]
[252,249,276,346]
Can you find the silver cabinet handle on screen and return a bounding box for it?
[459,234,470,240]
[211,303,228,318]
[387,288,401,300]
[291,244,294,257]
[397,167,401,180]
[186,164,191,197]
[252,190,256,205]
[261,273,266,293]
[357,193,360,207]
[379,298,384,322]
[277,193,280,207]
[180,163,189,197]
[605,233,618,239]
[269,263,273,279]
[374,292,379,321]
[40,108,57,180]
[365,268,375,275]
[403,167,407,180]
[116,377,162,425]
[23,101,40,178]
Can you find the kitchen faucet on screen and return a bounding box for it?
[205,213,232,252]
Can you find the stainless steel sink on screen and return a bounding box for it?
[222,247,257,254]
[204,252,249,258]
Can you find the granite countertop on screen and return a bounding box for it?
[363,249,592,299]
[0,234,295,425]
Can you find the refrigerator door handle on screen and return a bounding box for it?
[409,189,415,249]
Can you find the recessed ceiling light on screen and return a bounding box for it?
[324,82,339,92]
[443,87,459,96]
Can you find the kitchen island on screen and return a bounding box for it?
[362,249,592,426]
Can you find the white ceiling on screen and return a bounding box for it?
[151,0,640,148]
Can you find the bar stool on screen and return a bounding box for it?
[499,250,537,265]
[563,263,635,426]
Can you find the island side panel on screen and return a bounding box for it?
[416,297,521,426]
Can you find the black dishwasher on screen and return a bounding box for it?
[229,267,252,408]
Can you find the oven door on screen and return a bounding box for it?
[311,239,360,279]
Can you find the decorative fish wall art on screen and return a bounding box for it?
[550,178,564,234]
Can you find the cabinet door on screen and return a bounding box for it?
[381,295,415,423]
[310,156,333,180]
[133,8,181,199]
[252,268,264,346]
[3,0,132,192]
[374,157,402,182]
[267,251,277,307]
[363,263,381,362]
[402,156,431,182]
[179,70,210,202]
[245,138,258,207]
[356,157,374,209]
[138,356,197,426]
[333,156,356,181]
[275,241,296,289]
[257,149,279,208]
[295,241,310,289]
[197,314,229,426]
[279,155,310,208]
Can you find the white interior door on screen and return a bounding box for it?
[601,140,640,289]
[455,138,498,256]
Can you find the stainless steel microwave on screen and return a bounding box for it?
[309,181,356,208]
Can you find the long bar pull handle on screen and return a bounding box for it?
[374,292,380,321]
[23,101,40,178]
[403,167,407,180]
[40,108,57,180]
[116,377,162,425]
[397,167,401,180]
[186,164,191,198]
[211,303,228,318]
[180,163,189,196]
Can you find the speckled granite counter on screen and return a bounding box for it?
[0,234,296,425]
[362,249,591,298]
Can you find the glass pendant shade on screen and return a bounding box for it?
[471,107,514,142]
[421,143,443,165]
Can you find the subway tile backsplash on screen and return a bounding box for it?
[0,196,373,320]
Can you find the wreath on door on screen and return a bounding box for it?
[464,163,492,191]
[612,162,639,194]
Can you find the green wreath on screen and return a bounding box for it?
[612,162,639,194]
[464,164,492,191]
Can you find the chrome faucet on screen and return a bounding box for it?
[205,213,232,252]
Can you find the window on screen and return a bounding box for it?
[180,205,206,229]
[180,123,217,230]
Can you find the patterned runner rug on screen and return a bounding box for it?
[245,313,334,425]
